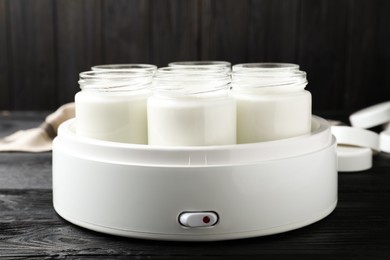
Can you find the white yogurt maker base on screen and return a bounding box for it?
[52,116,337,241]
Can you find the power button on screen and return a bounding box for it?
[179,212,218,228]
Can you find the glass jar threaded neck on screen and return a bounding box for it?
[153,67,231,98]
[79,70,153,92]
[232,63,307,93]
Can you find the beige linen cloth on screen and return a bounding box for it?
[0,103,75,152]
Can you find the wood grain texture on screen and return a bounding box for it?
[7,0,56,110]
[0,0,10,109]
[55,0,103,106]
[345,0,390,110]
[0,112,52,190]
[150,0,199,67]
[375,0,390,106]
[200,0,248,64]
[0,153,52,189]
[0,176,389,258]
[248,0,300,63]
[298,0,349,111]
[0,112,390,259]
[103,0,150,64]
[0,110,49,138]
[0,0,390,111]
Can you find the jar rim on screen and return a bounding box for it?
[156,66,230,77]
[79,70,153,92]
[80,70,153,80]
[168,60,231,68]
[232,69,306,78]
[91,64,157,72]
[232,66,307,91]
[233,63,299,72]
[153,67,231,96]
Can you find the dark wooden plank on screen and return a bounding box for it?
[1,0,389,111]
[0,183,389,258]
[0,0,10,110]
[8,0,56,110]
[0,190,130,258]
[102,0,151,64]
[247,0,301,63]
[298,0,349,112]
[0,111,51,189]
[55,0,103,106]
[0,153,52,189]
[0,111,49,138]
[150,0,199,67]
[375,0,390,107]
[345,0,390,111]
[200,0,248,64]
[344,0,377,111]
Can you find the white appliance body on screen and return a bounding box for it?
[52,116,337,241]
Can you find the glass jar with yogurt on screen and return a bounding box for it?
[75,70,152,144]
[232,63,311,144]
[148,67,236,146]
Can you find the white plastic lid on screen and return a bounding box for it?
[349,101,390,128]
[331,126,380,152]
[380,130,390,153]
[337,145,372,172]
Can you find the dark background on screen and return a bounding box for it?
[0,0,389,112]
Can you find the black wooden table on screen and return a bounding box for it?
[1,111,390,259]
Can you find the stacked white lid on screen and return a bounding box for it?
[350,101,390,154]
[330,101,390,172]
[349,101,390,129]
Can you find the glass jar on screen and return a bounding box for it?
[148,67,236,146]
[168,61,231,72]
[75,70,152,144]
[91,63,157,73]
[231,63,311,144]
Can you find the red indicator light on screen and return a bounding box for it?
[203,216,210,224]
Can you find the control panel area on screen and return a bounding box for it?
[178,211,218,228]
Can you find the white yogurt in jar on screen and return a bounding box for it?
[232,63,311,143]
[75,70,152,144]
[148,67,236,146]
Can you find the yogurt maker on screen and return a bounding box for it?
[52,115,337,241]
